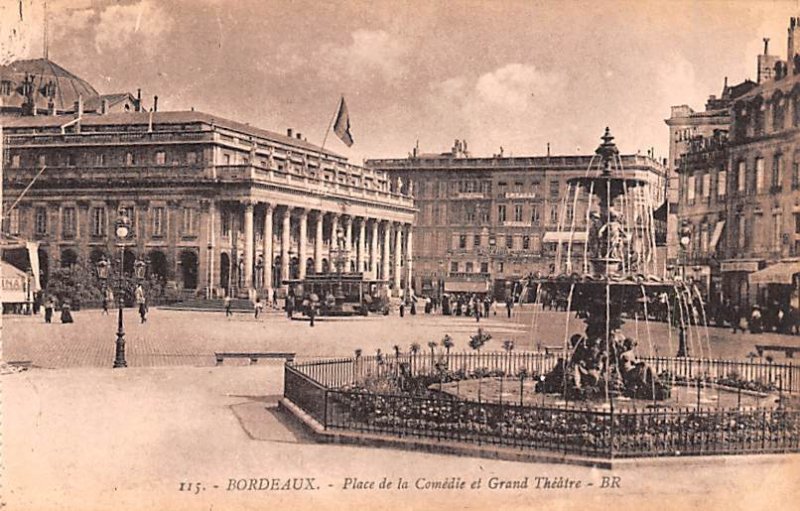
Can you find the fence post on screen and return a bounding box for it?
[323,389,329,430]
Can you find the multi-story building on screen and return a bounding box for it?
[1,59,416,300]
[673,16,800,310]
[367,140,666,298]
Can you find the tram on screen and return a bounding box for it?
[285,272,390,316]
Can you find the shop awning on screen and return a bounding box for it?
[542,231,588,243]
[708,220,725,252]
[1,261,31,303]
[749,261,800,285]
[444,280,490,293]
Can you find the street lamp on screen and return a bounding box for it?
[112,209,132,368]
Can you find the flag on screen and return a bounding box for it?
[332,96,354,147]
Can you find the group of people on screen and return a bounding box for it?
[40,295,73,324]
[439,294,515,319]
[726,301,800,335]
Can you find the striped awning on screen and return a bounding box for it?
[542,231,588,243]
[749,262,800,285]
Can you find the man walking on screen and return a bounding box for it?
[135,284,147,323]
[506,295,513,319]
[224,295,233,318]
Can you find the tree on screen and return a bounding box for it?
[409,343,420,374]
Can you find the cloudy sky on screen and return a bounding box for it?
[4,0,799,162]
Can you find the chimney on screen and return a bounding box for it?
[101,98,109,114]
[136,88,142,112]
[764,37,770,55]
[296,132,302,140]
[287,128,293,138]
[153,95,158,112]
[546,142,550,157]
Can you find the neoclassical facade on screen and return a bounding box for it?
[2,108,416,298]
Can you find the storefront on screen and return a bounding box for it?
[748,260,800,311]
[720,259,763,308]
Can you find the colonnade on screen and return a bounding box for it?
[214,201,413,297]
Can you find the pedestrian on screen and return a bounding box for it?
[750,306,762,334]
[224,295,233,317]
[506,296,513,318]
[135,284,147,323]
[309,292,319,327]
[286,292,295,319]
[272,288,278,308]
[254,297,263,319]
[102,287,113,315]
[44,295,54,323]
[731,303,743,333]
[410,298,417,315]
[60,300,74,324]
[483,297,490,318]
[399,299,405,318]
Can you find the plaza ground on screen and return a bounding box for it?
[3,365,799,511]
[4,306,800,369]
[3,308,800,510]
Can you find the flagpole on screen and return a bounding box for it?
[321,97,342,151]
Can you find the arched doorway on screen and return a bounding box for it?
[89,248,107,265]
[272,255,282,288]
[122,249,136,276]
[321,258,329,273]
[306,258,314,276]
[290,257,299,279]
[180,250,199,290]
[220,252,230,292]
[148,250,169,283]
[60,248,78,268]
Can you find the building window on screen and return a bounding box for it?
[465,206,476,223]
[686,174,696,204]
[737,160,746,193]
[506,235,513,249]
[91,207,106,237]
[465,262,474,273]
[8,208,20,235]
[773,98,785,131]
[514,204,523,222]
[754,102,765,136]
[717,169,727,198]
[772,154,783,190]
[795,213,800,235]
[95,153,105,166]
[66,153,76,166]
[11,154,20,168]
[701,173,710,198]
[531,205,540,224]
[186,151,198,164]
[480,210,490,224]
[450,261,459,273]
[755,157,765,193]
[738,215,747,249]
[497,262,504,273]
[182,207,197,236]
[152,207,166,237]
[480,262,489,273]
[459,234,467,249]
[522,235,530,250]
[38,154,46,167]
[223,153,231,165]
[62,207,77,239]
[773,213,782,251]
[793,156,800,190]
[35,207,47,236]
[125,152,135,166]
[549,204,558,225]
[498,205,507,222]
[514,182,523,192]
[473,234,481,247]
[549,181,559,197]
[155,151,166,165]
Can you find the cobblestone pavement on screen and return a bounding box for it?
[4,306,800,369]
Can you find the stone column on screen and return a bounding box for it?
[314,211,324,273]
[357,217,366,273]
[345,216,353,270]
[394,223,402,292]
[262,203,273,290]
[381,220,390,281]
[405,224,413,294]
[281,206,292,285]
[330,214,340,262]
[370,219,378,278]
[243,202,255,290]
[298,209,308,280]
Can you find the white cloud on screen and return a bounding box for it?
[425,63,566,155]
[319,29,409,84]
[93,0,172,54]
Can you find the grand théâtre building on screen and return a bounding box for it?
[1,58,416,299]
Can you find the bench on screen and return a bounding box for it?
[214,352,296,365]
[755,344,800,358]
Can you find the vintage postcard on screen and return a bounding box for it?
[1,1,799,510]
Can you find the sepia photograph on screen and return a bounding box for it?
[1,0,799,510]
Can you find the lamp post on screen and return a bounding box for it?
[676,222,692,358]
[113,210,131,368]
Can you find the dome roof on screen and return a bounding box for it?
[0,58,100,113]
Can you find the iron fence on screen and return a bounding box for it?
[284,353,800,459]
